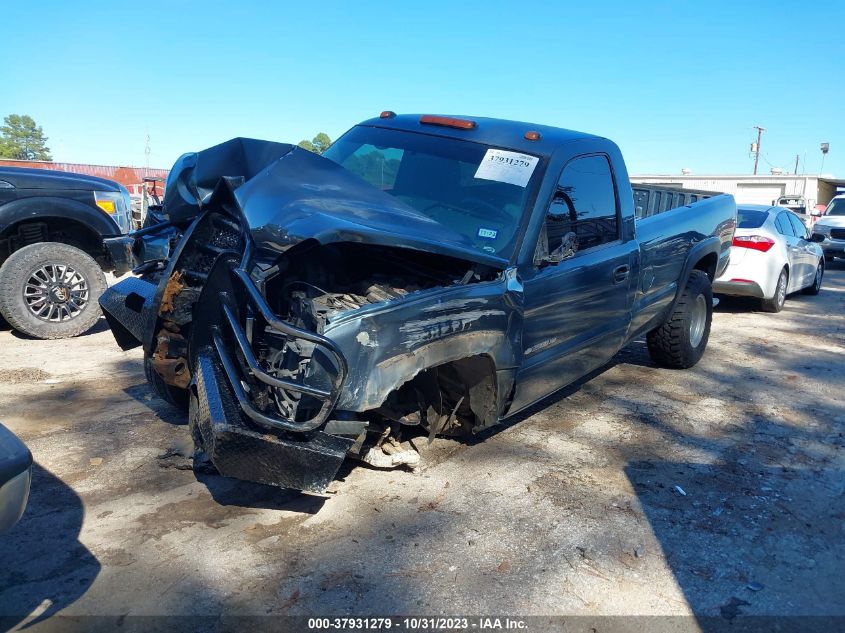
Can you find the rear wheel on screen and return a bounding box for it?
[761,268,788,313]
[0,242,106,339]
[802,261,824,295]
[647,270,712,369]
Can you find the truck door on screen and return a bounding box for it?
[511,154,637,412]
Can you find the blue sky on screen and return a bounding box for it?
[2,0,842,176]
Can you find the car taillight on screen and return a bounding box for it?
[732,235,775,252]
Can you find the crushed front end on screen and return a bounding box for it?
[99,137,518,492]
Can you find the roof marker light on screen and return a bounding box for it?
[380,111,396,119]
[420,115,477,130]
[525,131,541,141]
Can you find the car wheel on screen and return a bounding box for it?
[761,268,788,313]
[0,242,107,339]
[646,269,712,369]
[802,261,824,295]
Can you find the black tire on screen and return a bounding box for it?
[647,270,713,369]
[0,242,106,339]
[802,260,824,295]
[144,354,190,411]
[761,268,788,313]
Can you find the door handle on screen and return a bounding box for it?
[612,265,630,284]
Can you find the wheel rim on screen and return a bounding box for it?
[777,272,787,307]
[23,263,89,322]
[689,293,707,348]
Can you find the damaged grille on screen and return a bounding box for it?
[214,267,348,433]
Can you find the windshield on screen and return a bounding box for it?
[737,208,768,228]
[826,198,845,216]
[322,126,542,258]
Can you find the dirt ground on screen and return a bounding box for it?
[0,263,843,630]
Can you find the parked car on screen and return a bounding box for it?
[98,113,736,492]
[813,194,845,262]
[0,423,32,533]
[714,205,824,312]
[0,167,131,338]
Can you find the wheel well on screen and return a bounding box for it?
[372,354,499,435]
[0,218,106,268]
[693,252,718,280]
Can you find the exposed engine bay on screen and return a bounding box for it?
[265,241,488,333]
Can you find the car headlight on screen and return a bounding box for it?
[94,190,131,233]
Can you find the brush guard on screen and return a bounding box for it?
[214,267,349,434]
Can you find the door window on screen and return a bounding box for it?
[775,212,795,236]
[544,155,619,256]
[787,212,808,239]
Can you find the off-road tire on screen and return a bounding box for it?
[0,242,106,339]
[646,270,712,369]
[802,261,824,295]
[761,268,788,313]
[144,354,190,411]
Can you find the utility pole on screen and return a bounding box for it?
[794,154,800,175]
[752,126,765,175]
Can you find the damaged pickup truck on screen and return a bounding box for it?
[99,113,736,492]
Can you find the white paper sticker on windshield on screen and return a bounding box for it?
[474,149,539,187]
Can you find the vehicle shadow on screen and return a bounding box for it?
[8,315,112,340]
[194,471,327,514]
[123,383,188,426]
[0,463,100,632]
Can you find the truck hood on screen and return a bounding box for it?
[816,216,845,229]
[163,138,508,270]
[0,166,122,192]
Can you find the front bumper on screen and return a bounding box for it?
[104,222,177,277]
[819,237,845,257]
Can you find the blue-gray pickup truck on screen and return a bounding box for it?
[99,113,736,492]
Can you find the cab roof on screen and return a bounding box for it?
[357,113,606,157]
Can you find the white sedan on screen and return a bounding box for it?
[714,205,825,312]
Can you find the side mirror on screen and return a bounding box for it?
[811,209,822,217]
[810,233,825,243]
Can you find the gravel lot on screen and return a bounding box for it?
[1,263,843,629]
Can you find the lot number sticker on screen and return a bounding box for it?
[474,149,539,187]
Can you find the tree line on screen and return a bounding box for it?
[0,114,52,161]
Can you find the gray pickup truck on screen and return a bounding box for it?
[99,114,736,492]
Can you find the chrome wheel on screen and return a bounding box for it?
[689,293,707,348]
[776,271,787,308]
[23,263,89,322]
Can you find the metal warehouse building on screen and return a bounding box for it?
[630,174,845,209]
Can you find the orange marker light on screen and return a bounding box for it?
[420,115,477,130]
[95,200,116,214]
[524,131,541,141]
[380,111,396,119]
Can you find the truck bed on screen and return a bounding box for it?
[632,184,721,219]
